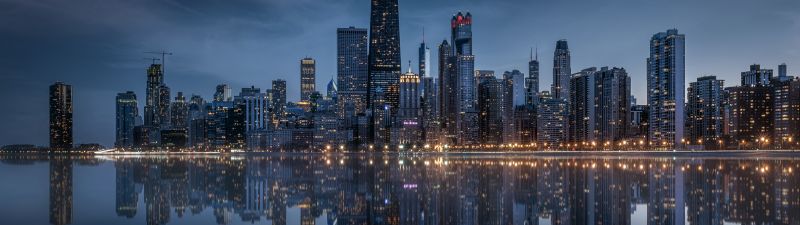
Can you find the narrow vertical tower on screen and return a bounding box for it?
[300,57,316,102]
[552,39,571,100]
[647,29,685,148]
[50,82,73,151]
[367,0,401,112]
[451,12,478,145]
[367,0,401,145]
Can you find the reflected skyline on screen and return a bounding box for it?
[2,154,798,225]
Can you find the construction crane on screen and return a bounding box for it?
[144,50,173,74]
[143,57,161,65]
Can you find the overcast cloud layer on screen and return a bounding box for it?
[1,0,799,146]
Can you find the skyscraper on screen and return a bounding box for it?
[502,70,525,143]
[552,40,571,100]
[452,12,478,145]
[144,64,170,129]
[367,0,402,113]
[272,79,287,128]
[170,92,188,129]
[116,91,138,148]
[50,82,73,151]
[593,67,630,142]
[419,34,431,78]
[740,64,773,86]
[647,29,685,147]
[568,68,597,143]
[397,68,421,145]
[526,49,540,106]
[537,91,567,148]
[478,77,504,144]
[438,40,455,144]
[687,76,724,147]
[300,57,316,102]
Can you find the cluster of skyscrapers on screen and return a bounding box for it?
[38,0,798,152]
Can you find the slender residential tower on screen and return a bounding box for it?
[647,29,685,148]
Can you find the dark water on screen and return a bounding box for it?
[0,153,798,225]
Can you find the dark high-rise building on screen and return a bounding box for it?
[116,91,138,148]
[568,68,597,143]
[502,70,525,143]
[144,64,170,129]
[478,77,504,144]
[336,27,369,120]
[367,0,402,122]
[50,82,73,151]
[438,40,455,144]
[300,57,316,102]
[630,105,649,141]
[772,78,800,147]
[741,64,773,86]
[170,92,188,129]
[728,85,774,147]
[647,29,685,147]
[272,79,287,128]
[687,76,725,147]
[451,12,478,145]
[526,49,540,106]
[593,67,630,143]
[552,40,571,100]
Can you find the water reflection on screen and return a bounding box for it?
[3,154,800,225]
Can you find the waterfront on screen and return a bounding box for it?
[0,153,798,225]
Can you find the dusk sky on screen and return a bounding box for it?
[1,0,799,146]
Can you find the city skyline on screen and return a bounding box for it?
[2,0,800,146]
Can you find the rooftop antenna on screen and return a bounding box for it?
[422,26,425,44]
[144,50,173,74]
[408,60,412,73]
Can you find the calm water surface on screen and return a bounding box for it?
[0,153,798,225]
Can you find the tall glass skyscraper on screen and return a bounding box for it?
[336,27,368,118]
[116,91,138,148]
[438,40,455,144]
[367,0,401,112]
[647,29,685,147]
[552,40,571,100]
[368,0,401,145]
[451,12,478,145]
[50,82,73,151]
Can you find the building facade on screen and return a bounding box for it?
[552,40,571,100]
[300,58,316,102]
[50,82,73,151]
[116,91,138,148]
[647,29,685,148]
[686,76,725,147]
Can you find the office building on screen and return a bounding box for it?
[367,0,402,139]
[452,12,479,145]
[116,91,138,148]
[478,77,504,145]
